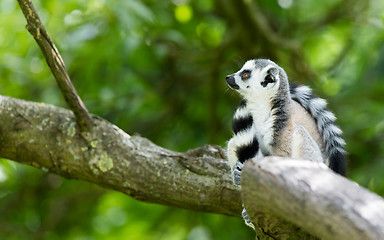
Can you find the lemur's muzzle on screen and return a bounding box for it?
[226,74,239,90]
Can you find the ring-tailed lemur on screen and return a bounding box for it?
[226,59,346,227]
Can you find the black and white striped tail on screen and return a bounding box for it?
[289,83,347,175]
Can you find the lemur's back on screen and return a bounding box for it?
[273,99,325,159]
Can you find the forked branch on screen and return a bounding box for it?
[17,0,93,131]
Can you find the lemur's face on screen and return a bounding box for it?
[226,59,280,99]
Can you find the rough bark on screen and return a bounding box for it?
[0,95,241,216]
[2,95,384,239]
[0,95,320,239]
[242,157,384,240]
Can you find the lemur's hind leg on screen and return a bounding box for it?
[292,125,323,163]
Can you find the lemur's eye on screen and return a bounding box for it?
[241,70,251,80]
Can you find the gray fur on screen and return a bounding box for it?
[254,59,271,70]
[271,66,290,146]
[290,84,347,175]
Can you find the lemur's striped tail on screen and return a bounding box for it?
[289,83,347,175]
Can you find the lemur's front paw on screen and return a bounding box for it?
[231,161,244,185]
[242,208,255,229]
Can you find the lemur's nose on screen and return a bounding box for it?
[226,74,239,90]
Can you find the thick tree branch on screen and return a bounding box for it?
[0,95,241,216]
[242,157,384,240]
[2,95,384,239]
[0,95,312,239]
[17,0,92,132]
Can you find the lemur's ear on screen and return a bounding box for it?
[261,67,278,88]
[267,67,278,77]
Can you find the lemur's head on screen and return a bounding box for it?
[226,59,289,101]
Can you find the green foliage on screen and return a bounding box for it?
[1,0,384,239]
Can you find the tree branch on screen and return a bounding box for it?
[16,0,93,132]
[0,95,241,216]
[0,95,313,239]
[242,157,384,240]
[2,95,384,239]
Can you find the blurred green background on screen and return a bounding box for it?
[1,0,384,239]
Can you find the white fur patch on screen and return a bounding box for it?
[317,111,337,131]
[227,138,238,168]
[231,128,256,147]
[296,85,312,95]
[234,107,250,119]
[322,111,337,121]
[328,124,343,135]
[245,96,275,152]
[309,98,327,114]
[242,60,256,70]
[333,136,346,146]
